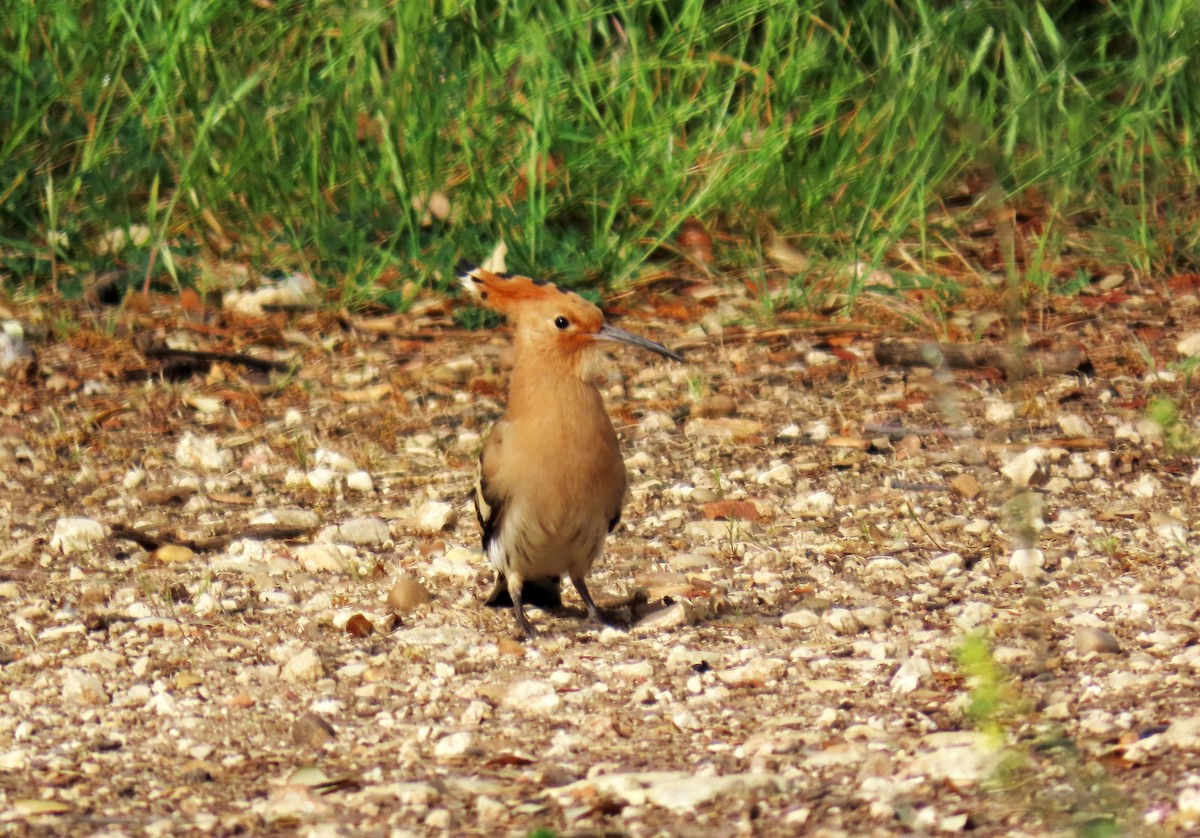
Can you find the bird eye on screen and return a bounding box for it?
[554,316,569,330]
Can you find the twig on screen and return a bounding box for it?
[141,346,293,373]
[111,523,314,552]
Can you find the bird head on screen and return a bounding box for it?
[456,261,682,376]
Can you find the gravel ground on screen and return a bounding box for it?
[2,289,1200,837]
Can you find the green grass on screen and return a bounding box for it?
[2,0,1198,307]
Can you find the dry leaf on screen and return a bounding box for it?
[344,613,375,637]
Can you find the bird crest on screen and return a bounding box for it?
[455,261,602,326]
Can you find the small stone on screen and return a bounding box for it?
[905,732,1001,784]
[1162,715,1200,749]
[756,463,794,486]
[702,500,761,522]
[853,606,892,630]
[671,709,703,731]
[346,471,374,492]
[985,399,1016,423]
[501,680,560,714]
[633,601,696,632]
[50,517,107,555]
[122,467,146,489]
[0,332,35,374]
[1009,547,1045,578]
[434,731,481,759]
[1177,331,1200,358]
[174,433,234,471]
[612,661,654,681]
[691,394,737,418]
[306,467,341,492]
[387,573,432,612]
[1074,626,1121,655]
[315,448,357,472]
[62,668,109,705]
[1131,473,1159,499]
[281,648,324,683]
[684,417,763,442]
[152,544,195,564]
[292,712,336,747]
[636,411,674,433]
[254,784,333,823]
[1057,414,1093,438]
[1153,513,1188,544]
[476,795,507,825]
[317,517,390,545]
[790,490,836,517]
[295,543,355,573]
[72,649,124,671]
[645,773,789,813]
[780,609,820,629]
[716,657,787,687]
[891,656,932,694]
[417,501,455,532]
[1001,447,1047,488]
[928,552,964,575]
[1178,787,1200,823]
[497,637,525,657]
[822,608,862,635]
[424,809,452,829]
[1066,456,1094,480]
[252,507,322,528]
[950,473,981,499]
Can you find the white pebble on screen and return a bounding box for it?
[61,669,109,705]
[790,490,836,517]
[174,433,234,471]
[306,467,341,492]
[434,731,480,759]
[281,648,324,683]
[123,468,146,489]
[1000,447,1045,488]
[612,661,654,681]
[50,517,107,556]
[1177,331,1200,358]
[822,608,863,635]
[756,463,795,486]
[346,471,374,492]
[315,448,357,472]
[417,501,455,532]
[928,552,963,575]
[890,656,932,694]
[500,680,560,714]
[1131,473,1159,499]
[1057,414,1093,437]
[985,399,1015,423]
[1066,456,1094,480]
[780,610,820,629]
[1009,547,1045,578]
[317,517,390,546]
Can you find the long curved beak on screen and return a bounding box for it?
[595,324,684,362]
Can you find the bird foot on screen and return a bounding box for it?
[513,617,538,641]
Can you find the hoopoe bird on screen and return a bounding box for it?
[457,261,683,637]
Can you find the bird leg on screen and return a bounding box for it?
[570,575,606,624]
[508,574,538,639]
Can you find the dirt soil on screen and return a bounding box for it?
[2,278,1200,837]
